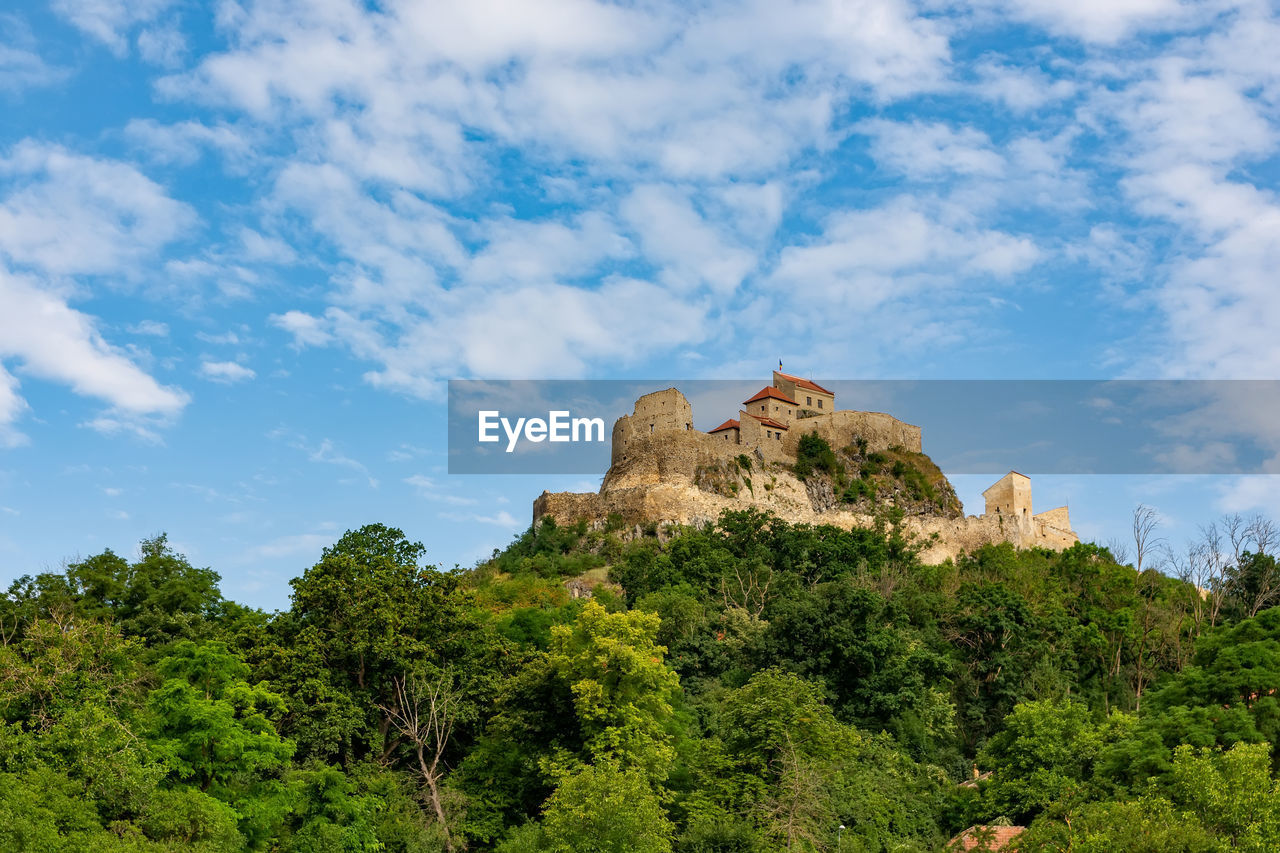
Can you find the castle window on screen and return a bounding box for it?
[650,424,654,433]
[776,432,781,440]
[806,396,812,405]
[817,399,823,408]
[761,405,766,412]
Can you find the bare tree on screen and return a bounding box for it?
[1132,505,1165,574]
[1238,515,1280,617]
[1171,542,1208,644]
[1248,516,1277,557]
[721,561,774,618]
[1199,522,1234,628]
[1249,512,1280,558]
[1106,537,1131,567]
[381,669,461,852]
[761,737,834,852]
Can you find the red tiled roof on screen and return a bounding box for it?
[748,413,789,430]
[776,371,834,396]
[948,825,1025,851]
[709,419,740,433]
[745,386,797,406]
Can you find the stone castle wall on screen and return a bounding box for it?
[781,410,923,457]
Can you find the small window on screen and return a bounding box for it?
[650,424,654,433]
[817,399,823,409]
[761,405,766,412]
[806,396,812,405]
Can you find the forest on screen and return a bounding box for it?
[3,505,1280,852]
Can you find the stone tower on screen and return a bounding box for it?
[983,471,1032,528]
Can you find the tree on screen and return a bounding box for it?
[977,699,1123,823]
[1132,505,1165,575]
[381,667,465,850]
[149,640,294,793]
[547,601,680,780]
[765,582,950,736]
[269,524,482,765]
[0,615,143,730]
[96,534,224,647]
[540,761,673,853]
[1016,796,1217,853]
[1167,742,1280,852]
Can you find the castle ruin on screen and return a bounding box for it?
[534,372,1078,563]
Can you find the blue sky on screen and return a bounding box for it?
[2,0,1279,611]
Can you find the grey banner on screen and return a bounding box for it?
[448,379,1280,476]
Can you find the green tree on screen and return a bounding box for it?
[977,699,1126,823]
[149,640,295,793]
[1167,743,1280,852]
[264,524,486,766]
[541,761,673,853]
[1017,796,1218,853]
[547,600,680,780]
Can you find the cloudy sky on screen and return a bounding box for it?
[2,0,1279,609]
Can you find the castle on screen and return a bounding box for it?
[535,372,1078,563]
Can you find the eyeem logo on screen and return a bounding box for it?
[478,411,606,452]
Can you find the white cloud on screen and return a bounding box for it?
[135,0,958,394]
[243,531,335,560]
[404,474,479,505]
[237,227,297,265]
[771,197,1039,306]
[135,23,185,67]
[123,119,253,167]
[442,509,521,529]
[0,43,68,93]
[465,212,631,288]
[128,319,170,337]
[0,142,196,277]
[0,365,28,447]
[165,0,949,177]
[972,61,1076,112]
[271,310,333,348]
[196,330,242,346]
[0,268,189,424]
[859,119,1005,180]
[620,185,756,295]
[1094,13,1280,379]
[269,430,379,488]
[982,0,1199,44]
[81,414,165,443]
[199,360,256,383]
[50,0,175,56]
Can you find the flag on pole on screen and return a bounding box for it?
[778,359,783,370]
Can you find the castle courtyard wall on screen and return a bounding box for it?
[782,410,923,456]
